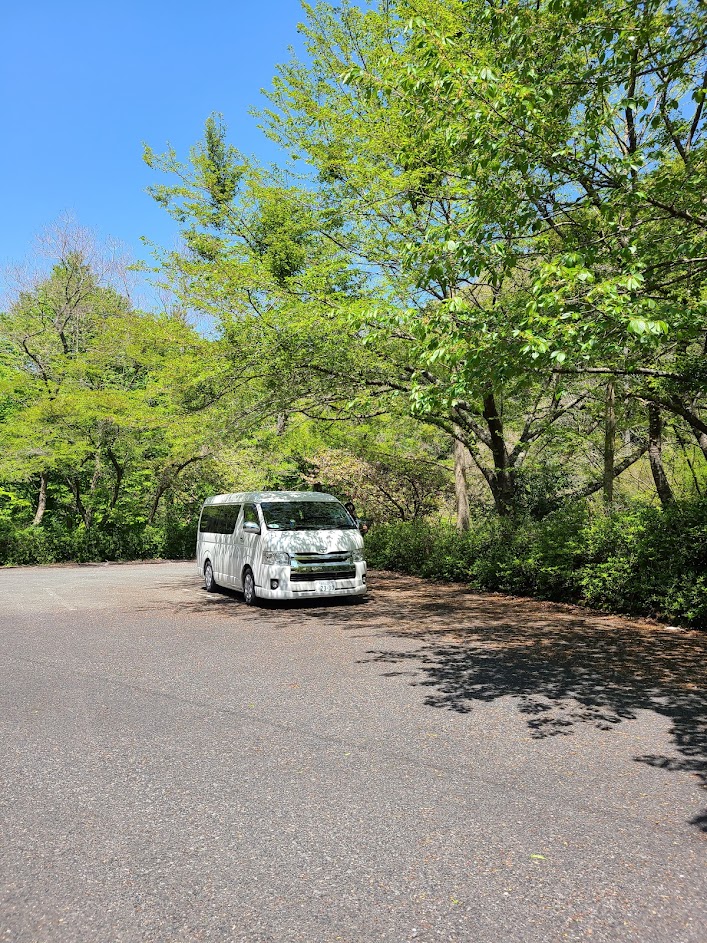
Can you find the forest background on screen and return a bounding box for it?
[1,0,707,626]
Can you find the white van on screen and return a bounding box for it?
[196,491,367,604]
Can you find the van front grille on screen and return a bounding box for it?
[291,552,351,564]
[289,569,356,583]
[288,551,355,583]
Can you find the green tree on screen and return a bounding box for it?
[339,0,707,493]
[0,223,221,557]
[258,0,671,514]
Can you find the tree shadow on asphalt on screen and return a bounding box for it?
[358,577,707,832]
[158,572,707,831]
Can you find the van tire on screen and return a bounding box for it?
[242,567,257,606]
[204,561,218,593]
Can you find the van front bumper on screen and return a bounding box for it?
[257,582,368,600]
[257,562,367,600]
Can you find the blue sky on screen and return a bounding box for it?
[0,0,306,285]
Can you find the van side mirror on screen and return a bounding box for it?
[243,521,261,534]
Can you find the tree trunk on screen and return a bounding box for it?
[106,449,124,510]
[643,395,707,463]
[648,402,675,506]
[148,478,169,526]
[488,470,517,517]
[67,477,91,528]
[482,393,516,516]
[603,380,616,505]
[32,471,48,526]
[453,435,471,532]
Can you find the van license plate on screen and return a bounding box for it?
[319,581,335,593]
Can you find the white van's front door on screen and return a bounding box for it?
[223,505,243,587]
[237,503,262,591]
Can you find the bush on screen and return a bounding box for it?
[0,518,198,567]
[364,498,707,628]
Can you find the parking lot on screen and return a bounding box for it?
[1,562,705,943]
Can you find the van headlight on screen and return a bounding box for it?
[263,551,290,566]
[352,550,365,563]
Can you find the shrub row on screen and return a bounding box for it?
[364,499,707,628]
[0,518,197,567]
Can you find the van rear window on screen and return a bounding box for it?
[199,504,241,534]
[260,501,356,531]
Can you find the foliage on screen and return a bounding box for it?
[297,416,454,520]
[257,0,707,511]
[0,224,239,564]
[364,497,707,626]
[339,0,707,377]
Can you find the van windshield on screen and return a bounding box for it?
[260,501,356,531]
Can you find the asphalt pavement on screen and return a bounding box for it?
[0,562,705,943]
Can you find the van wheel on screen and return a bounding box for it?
[204,561,218,593]
[243,567,257,606]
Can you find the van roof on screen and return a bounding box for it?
[203,491,341,506]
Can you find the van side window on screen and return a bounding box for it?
[218,504,241,534]
[200,504,241,534]
[199,506,218,533]
[243,504,259,527]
